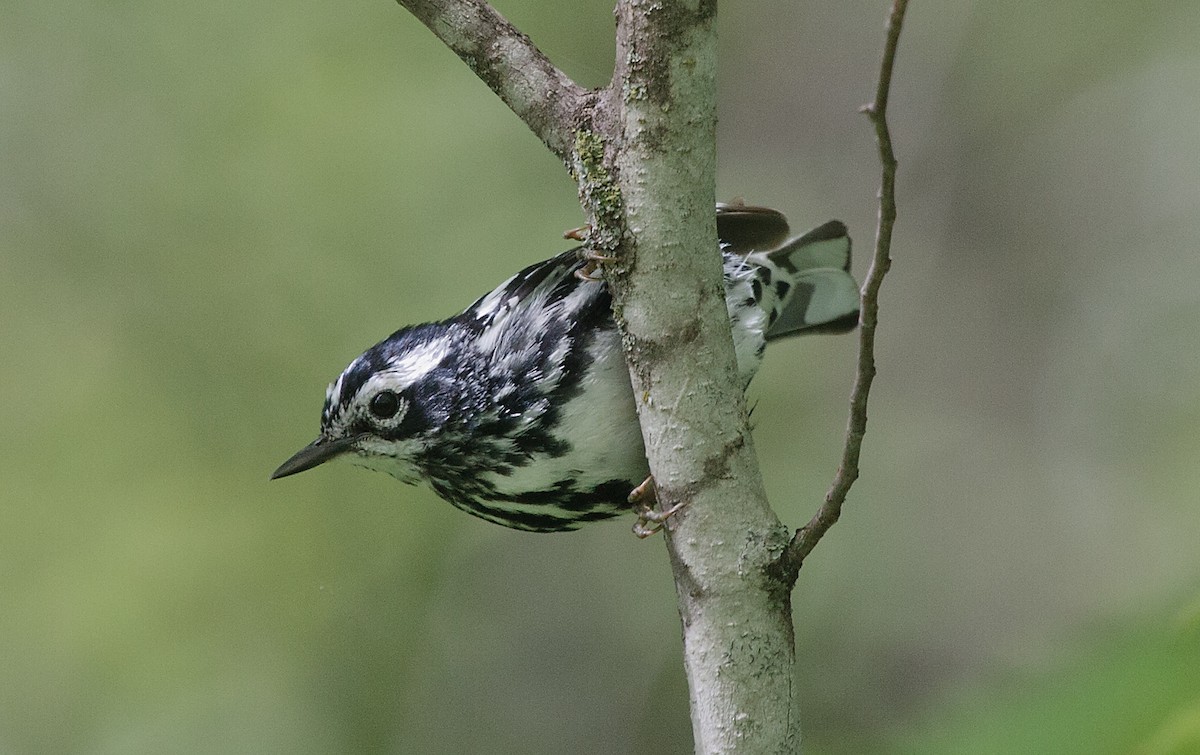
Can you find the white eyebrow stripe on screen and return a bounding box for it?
[367,339,450,393]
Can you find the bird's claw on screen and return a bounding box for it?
[629,477,687,538]
[566,225,620,281]
[563,224,590,242]
[574,264,604,282]
[573,248,619,282]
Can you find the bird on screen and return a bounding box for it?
[272,203,860,534]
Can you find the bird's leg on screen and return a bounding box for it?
[629,476,688,538]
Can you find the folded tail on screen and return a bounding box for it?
[763,220,860,340]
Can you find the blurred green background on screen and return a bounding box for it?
[3,0,1199,752]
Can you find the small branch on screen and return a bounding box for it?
[395,0,591,161]
[780,0,910,575]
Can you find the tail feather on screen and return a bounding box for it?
[764,220,860,340]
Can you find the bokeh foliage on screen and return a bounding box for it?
[2,0,1198,752]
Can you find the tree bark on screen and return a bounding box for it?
[602,3,804,751]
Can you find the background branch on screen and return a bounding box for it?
[781,0,909,574]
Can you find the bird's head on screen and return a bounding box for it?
[272,326,454,484]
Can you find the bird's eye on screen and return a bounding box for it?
[369,390,401,419]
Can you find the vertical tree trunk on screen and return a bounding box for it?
[603,3,804,751]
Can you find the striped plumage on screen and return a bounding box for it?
[273,205,860,532]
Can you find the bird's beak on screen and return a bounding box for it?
[271,435,359,480]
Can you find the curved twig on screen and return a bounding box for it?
[781,0,910,575]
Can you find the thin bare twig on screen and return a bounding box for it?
[395,0,590,161]
[781,0,909,574]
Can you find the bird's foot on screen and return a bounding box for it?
[565,226,618,281]
[574,248,619,282]
[629,477,687,538]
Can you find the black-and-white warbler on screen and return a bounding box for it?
[273,204,860,533]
